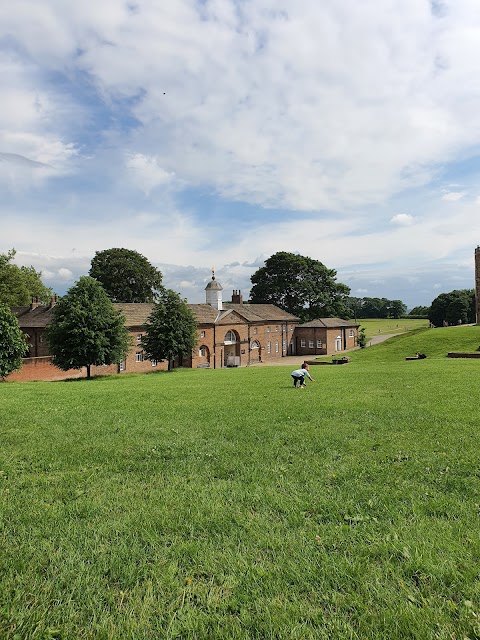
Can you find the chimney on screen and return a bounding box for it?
[231,289,243,304]
[30,296,41,311]
[49,294,59,308]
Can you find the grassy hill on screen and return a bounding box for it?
[347,324,480,363]
[1,340,480,638]
[358,317,429,340]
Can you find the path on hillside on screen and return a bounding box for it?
[257,332,398,367]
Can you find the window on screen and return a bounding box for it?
[200,330,205,338]
[136,334,142,342]
[282,325,286,333]
[224,330,237,344]
[267,341,271,354]
[267,326,271,332]
[253,327,257,334]
[283,340,286,352]
[251,340,260,349]
[317,340,322,348]
[275,325,279,332]
[151,360,157,367]
[199,347,206,357]
[301,339,306,347]
[39,335,44,343]
[275,341,279,353]
[136,352,144,362]
[119,360,125,371]
[349,329,354,337]
[309,340,314,348]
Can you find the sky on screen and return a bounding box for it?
[2,0,480,309]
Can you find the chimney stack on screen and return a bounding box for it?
[231,289,243,304]
[30,296,41,310]
[50,294,59,308]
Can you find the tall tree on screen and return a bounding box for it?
[141,289,198,371]
[89,248,163,303]
[0,304,28,379]
[250,252,350,321]
[408,305,430,317]
[0,249,52,306]
[429,289,475,327]
[46,276,130,379]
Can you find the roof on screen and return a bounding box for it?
[299,317,360,328]
[12,305,55,328]
[12,301,298,329]
[223,303,299,322]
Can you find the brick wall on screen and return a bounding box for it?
[295,326,358,356]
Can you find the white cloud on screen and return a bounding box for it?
[442,191,466,201]
[125,154,175,195]
[390,213,415,226]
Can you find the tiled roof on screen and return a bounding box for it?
[13,305,55,328]
[11,301,298,329]
[299,317,360,328]
[223,303,299,322]
[188,304,219,324]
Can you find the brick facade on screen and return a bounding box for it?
[8,280,358,382]
[294,318,359,356]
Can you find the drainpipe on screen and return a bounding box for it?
[248,324,251,366]
[213,323,216,369]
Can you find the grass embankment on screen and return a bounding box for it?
[358,318,429,340]
[348,324,480,363]
[1,330,480,639]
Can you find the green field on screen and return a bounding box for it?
[1,326,480,639]
[357,318,430,340]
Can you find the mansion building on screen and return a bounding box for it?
[9,274,359,382]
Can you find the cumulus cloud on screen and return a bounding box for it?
[125,154,175,195]
[390,213,415,226]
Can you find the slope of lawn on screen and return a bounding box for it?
[358,318,429,340]
[1,351,480,639]
[347,324,480,363]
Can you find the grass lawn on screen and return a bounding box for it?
[358,318,430,340]
[1,327,480,639]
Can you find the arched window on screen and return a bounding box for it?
[224,330,237,344]
[251,340,260,349]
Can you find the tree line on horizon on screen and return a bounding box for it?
[0,247,477,379]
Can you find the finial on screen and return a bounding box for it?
[212,265,215,280]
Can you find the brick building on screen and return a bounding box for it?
[8,274,358,381]
[294,318,359,356]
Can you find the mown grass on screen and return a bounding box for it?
[358,318,430,340]
[1,332,480,639]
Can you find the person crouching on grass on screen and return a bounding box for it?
[291,366,314,388]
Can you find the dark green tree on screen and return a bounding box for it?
[0,249,53,306]
[357,327,367,348]
[89,248,163,303]
[429,289,475,327]
[388,300,407,319]
[0,304,28,379]
[46,276,130,379]
[141,289,198,371]
[408,305,430,317]
[249,252,350,321]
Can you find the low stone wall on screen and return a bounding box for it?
[447,352,480,358]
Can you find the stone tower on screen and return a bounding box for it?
[476,246,480,324]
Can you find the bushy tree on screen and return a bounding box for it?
[429,289,475,327]
[408,305,430,317]
[0,304,28,379]
[0,249,52,306]
[345,296,407,319]
[47,276,130,379]
[250,252,350,321]
[142,289,198,371]
[89,248,163,303]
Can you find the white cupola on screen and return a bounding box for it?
[205,270,223,310]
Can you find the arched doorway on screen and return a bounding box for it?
[224,330,240,366]
[335,335,342,351]
[197,345,210,368]
[250,339,261,364]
